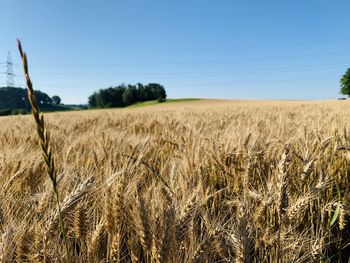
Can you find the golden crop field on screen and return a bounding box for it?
[0,99,349,262]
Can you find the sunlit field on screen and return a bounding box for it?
[0,99,349,262]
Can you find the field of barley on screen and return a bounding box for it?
[0,99,349,262]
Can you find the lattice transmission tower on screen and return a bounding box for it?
[5,52,15,87]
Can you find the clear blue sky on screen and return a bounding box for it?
[1,0,350,104]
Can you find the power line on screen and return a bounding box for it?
[1,36,350,55]
[22,61,348,79]
[20,49,350,69]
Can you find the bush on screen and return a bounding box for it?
[0,108,28,116]
[12,108,27,115]
[0,108,13,116]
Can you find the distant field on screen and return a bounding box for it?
[0,100,349,261]
[129,98,350,108]
[127,98,201,108]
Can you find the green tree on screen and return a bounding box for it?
[136,83,145,101]
[34,90,53,106]
[123,85,139,105]
[0,87,52,111]
[340,68,350,96]
[95,89,110,108]
[88,93,98,107]
[52,95,61,105]
[87,83,167,108]
[145,83,167,100]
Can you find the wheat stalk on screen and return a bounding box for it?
[17,39,72,262]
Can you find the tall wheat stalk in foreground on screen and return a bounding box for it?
[17,39,72,262]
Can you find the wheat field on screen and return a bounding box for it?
[0,99,349,262]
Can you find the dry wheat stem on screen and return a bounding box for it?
[17,39,72,262]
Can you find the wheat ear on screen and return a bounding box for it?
[17,39,72,262]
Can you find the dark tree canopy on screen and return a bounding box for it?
[88,83,167,108]
[340,68,350,97]
[0,87,68,116]
[52,95,62,105]
[0,87,52,111]
[88,92,98,108]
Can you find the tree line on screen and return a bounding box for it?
[88,83,166,108]
[340,68,350,97]
[0,87,64,116]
